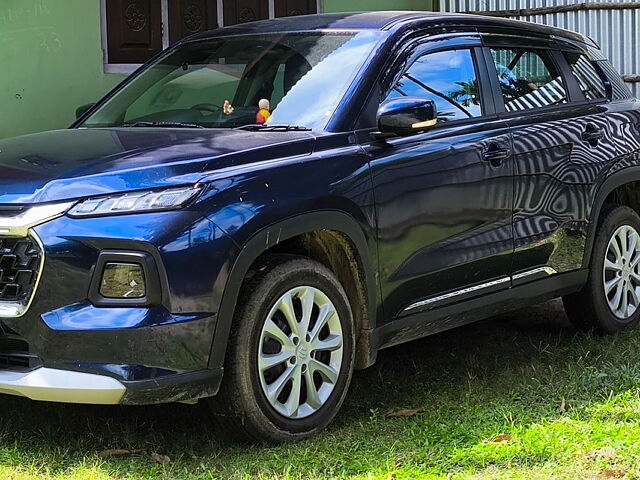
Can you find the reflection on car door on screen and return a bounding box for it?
[362,41,514,324]
[482,35,619,284]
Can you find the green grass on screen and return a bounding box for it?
[3,300,640,479]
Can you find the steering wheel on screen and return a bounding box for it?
[191,103,222,114]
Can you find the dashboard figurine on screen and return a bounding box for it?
[256,99,271,124]
[223,100,234,115]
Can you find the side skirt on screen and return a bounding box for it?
[373,269,588,351]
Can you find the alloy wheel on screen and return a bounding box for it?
[603,224,640,319]
[257,286,344,419]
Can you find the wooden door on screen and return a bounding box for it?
[168,0,218,44]
[274,0,317,17]
[106,0,163,63]
[223,0,269,26]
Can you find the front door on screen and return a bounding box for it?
[362,40,514,320]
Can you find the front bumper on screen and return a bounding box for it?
[0,204,237,405]
[0,365,223,405]
[0,367,126,404]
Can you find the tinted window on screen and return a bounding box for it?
[386,49,482,122]
[598,60,633,100]
[490,48,567,111]
[564,52,607,100]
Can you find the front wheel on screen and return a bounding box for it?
[211,255,355,443]
[564,205,640,334]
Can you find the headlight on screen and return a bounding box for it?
[68,185,203,217]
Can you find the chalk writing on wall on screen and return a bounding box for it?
[0,1,61,55]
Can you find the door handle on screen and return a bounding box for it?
[582,127,604,144]
[483,145,511,166]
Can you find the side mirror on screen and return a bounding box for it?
[375,97,438,138]
[76,103,96,120]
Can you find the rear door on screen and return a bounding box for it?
[482,34,619,284]
[361,35,514,320]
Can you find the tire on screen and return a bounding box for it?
[564,204,640,334]
[210,254,355,443]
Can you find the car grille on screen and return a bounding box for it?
[0,236,42,304]
[0,325,41,370]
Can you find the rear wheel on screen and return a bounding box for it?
[564,205,640,333]
[211,255,355,443]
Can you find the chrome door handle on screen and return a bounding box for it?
[483,146,511,166]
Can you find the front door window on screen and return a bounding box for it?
[386,49,483,123]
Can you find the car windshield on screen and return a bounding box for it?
[80,31,382,131]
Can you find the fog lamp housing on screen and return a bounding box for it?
[89,251,161,307]
[100,263,146,299]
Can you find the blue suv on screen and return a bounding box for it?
[1,12,639,443]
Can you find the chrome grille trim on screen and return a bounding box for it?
[0,202,74,237]
[0,202,74,318]
[0,231,45,318]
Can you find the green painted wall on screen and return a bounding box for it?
[0,0,123,140]
[0,0,433,140]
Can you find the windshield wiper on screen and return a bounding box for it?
[122,121,205,129]
[235,124,311,132]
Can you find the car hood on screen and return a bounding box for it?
[0,128,315,204]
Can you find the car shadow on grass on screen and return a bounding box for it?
[0,300,569,441]
[341,299,574,419]
[0,298,625,476]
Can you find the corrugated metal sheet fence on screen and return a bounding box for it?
[439,0,640,97]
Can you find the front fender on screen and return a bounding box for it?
[207,210,378,370]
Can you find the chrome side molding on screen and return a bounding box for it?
[403,266,559,314]
[403,276,511,313]
[512,266,558,280]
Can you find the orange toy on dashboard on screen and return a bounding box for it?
[256,98,271,124]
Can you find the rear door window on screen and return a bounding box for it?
[490,48,567,111]
[598,60,632,100]
[386,49,483,123]
[563,52,607,101]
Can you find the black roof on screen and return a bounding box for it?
[186,11,594,47]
